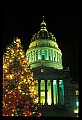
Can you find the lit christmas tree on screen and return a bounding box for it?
[2,37,41,116]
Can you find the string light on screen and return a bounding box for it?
[9,59,12,62]
[2,38,41,116]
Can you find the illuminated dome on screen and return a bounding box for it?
[26,16,63,69]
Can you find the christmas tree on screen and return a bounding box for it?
[2,37,41,116]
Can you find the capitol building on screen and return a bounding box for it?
[25,16,79,116]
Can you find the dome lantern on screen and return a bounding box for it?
[40,16,47,31]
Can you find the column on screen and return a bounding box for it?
[46,49,48,60]
[35,50,36,61]
[48,50,50,60]
[32,51,34,62]
[51,50,52,61]
[57,80,60,105]
[33,51,34,62]
[53,50,54,61]
[45,80,47,105]
[55,52,57,62]
[38,50,41,60]
[38,80,41,103]
[47,80,52,105]
[51,80,54,105]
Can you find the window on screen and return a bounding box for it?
[33,51,35,61]
[36,50,38,60]
[54,57,55,61]
[48,50,51,61]
[49,56,50,60]
[42,55,45,60]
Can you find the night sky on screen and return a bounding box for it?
[3,3,79,81]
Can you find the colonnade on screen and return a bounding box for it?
[27,49,62,64]
[36,79,64,105]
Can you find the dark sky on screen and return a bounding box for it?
[3,3,79,81]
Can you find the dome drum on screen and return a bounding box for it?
[26,47,63,69]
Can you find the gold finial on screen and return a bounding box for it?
[43,15,44,21]
[40,15,46,26]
